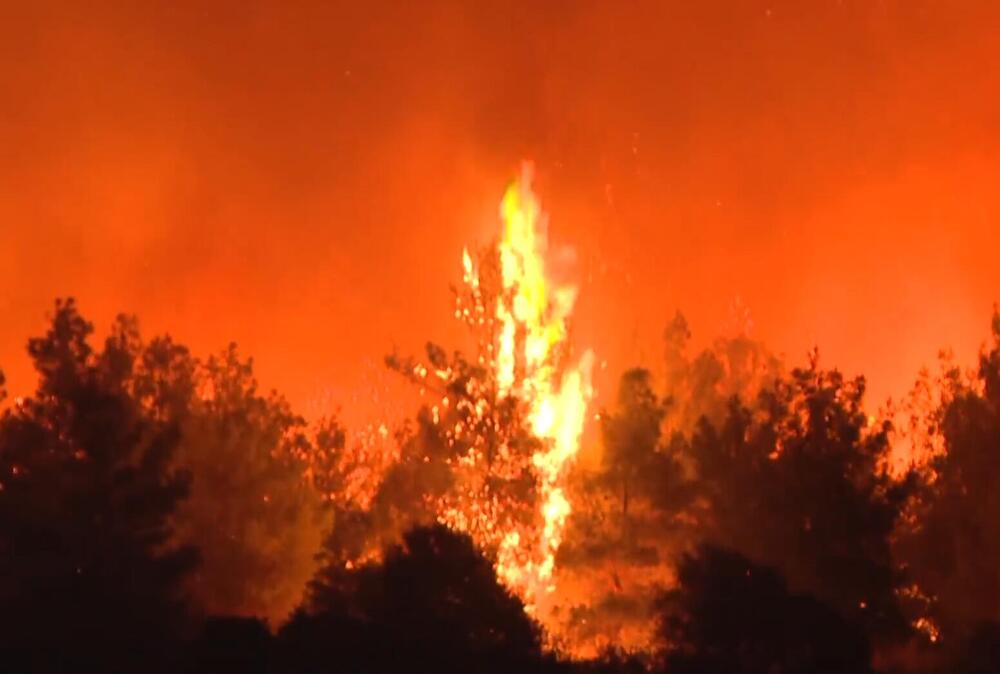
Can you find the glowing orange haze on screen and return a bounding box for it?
[2,1,999,430]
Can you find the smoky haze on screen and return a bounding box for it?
[3,0,999,425]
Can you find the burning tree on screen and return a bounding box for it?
[365,164,597,642]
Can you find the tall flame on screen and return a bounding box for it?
[463,163,594,611]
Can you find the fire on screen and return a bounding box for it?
[381,162,595,644]
[448,163,594,616]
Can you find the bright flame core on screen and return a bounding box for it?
[455,164,594,613]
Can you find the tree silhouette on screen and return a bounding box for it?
[185,616,272,674]
[661,311,781,436]
[0,299,196,671]
[0,299,337,670]
[601,368,666,525]
[283,524,556,674]
[657,545,872,674]
[684,353,913,645]
[169,344,329,626]
[896,310,1000,646]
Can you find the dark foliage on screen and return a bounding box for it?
[171,343,329,625]
[948,622,1000,674]
[282,524,559,674]
[0,300,196,671]
[685,354,914,644]
[185,617,272,674]
[601,368,669,525]
[3,299,999,674]
[658,545,872,674]
[896,311,1000,649]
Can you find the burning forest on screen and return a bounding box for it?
[4,164,1000,674]
[4,2,1000,673]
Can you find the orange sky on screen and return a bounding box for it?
[2,0,999,429]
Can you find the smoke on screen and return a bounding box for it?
[3,0,1000,427]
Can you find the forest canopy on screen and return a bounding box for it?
[1,298,999,674]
